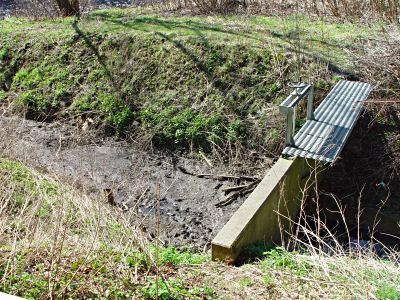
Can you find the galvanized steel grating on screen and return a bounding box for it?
[281,80,372,163]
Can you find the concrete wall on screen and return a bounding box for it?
[212,156,321,261]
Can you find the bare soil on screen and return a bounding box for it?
[0,112,272,251]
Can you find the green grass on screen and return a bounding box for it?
[0,8,382,153]
[258,247,400,299]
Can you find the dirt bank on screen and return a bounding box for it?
[0,112,272,251]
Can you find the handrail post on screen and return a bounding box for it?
[306,85,314,120]
[285,107,295,146]
[279,83,314,148]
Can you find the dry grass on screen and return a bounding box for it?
[1,157,399,299]
[0,158,210,299]
[148,0,400,22]
[0,157,146,298]
[8,0,400,21]
[13,0,95,19]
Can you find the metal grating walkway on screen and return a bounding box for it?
[282,80,372,163]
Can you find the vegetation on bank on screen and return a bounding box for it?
[0,6,399,300]
[0,9,381,153]
[0,158,399,299]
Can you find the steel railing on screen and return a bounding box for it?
[279,83,314,147]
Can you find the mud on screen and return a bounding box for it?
[0,113,271,251]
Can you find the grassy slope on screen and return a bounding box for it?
[1,9,399,299]
[0,9,380,154]
[0,158,399,299]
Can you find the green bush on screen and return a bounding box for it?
[13,68,43,89]
[156,246,208,265]
[15,91,55,113]
[0,90,5,101]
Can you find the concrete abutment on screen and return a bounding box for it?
[211,156,323,262]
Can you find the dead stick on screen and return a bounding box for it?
[198,174,258,181]
[222,181,260,193]
[222,184,251,193]
[215,182,259,207]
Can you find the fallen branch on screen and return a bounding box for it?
[215,180,260,207]
[197,174,259,181]
[177,166,259,182]
[222,184,252,193]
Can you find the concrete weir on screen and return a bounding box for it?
[212,80,372,261]
[212,157,322,261]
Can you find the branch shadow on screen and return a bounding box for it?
[86,11,259,41]
[71,20,122,101]
[84,13,250,101]
[87,11,357,79]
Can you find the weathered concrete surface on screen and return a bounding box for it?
[212,156,322,261]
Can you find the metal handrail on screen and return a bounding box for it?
[279,83,314,147]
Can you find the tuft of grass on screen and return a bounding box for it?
[140,278,214,300]
[376,286,400,300]
[0,158,210,299]
[258,246,400,299]
[262,247,313,277]
[156,246,208,266]
[0,47,8,60]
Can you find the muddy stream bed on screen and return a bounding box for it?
[0,114,272,251]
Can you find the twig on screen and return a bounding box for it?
[199,151,213,167]
[222,184,252,193]
[177,166,259,181]
[198,173,259,181]
[215,181,259,207]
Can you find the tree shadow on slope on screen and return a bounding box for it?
[85,11,357,78]
[72,20,122,100]
[82,12,346,104]
[86,11,259,40]
[82,12,257,100]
